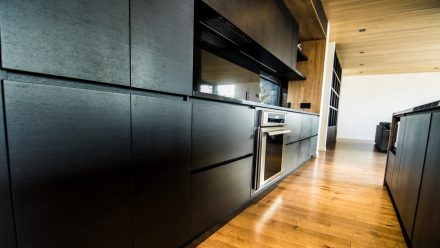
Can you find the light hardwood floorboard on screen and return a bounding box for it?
[197,142,406,248]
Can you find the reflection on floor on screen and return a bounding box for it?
[197,142,406,248]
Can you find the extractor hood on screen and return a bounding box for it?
[195,0,305,81]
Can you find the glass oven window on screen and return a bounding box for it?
[264,134,283,180]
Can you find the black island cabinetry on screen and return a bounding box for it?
[384,101,440,247]
[0,0,319,247]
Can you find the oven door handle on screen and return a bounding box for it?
[265,129,291,136]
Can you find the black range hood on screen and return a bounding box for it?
[195,1,305,81]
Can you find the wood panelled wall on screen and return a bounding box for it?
[288,39,326,114]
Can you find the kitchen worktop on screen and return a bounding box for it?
[192,91,319,116]
[393,100,440,117]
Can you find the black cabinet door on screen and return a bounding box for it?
[390,117,407,197]
[286,112,302,144]
[299,138,311,165]
[310,136,318,157]
[0,0,130,86]
[395,113,431,237]
[131,0,193,95]
[132,95,191,248]
[0,83,15,248]
[4,81,131,248]
[412,112,440,247]
[300,115,312,140]
[283,142,300,176]
[385,152,395,187]
[191,157,252,236]
[192,100,255,170]
[202,0,248,32]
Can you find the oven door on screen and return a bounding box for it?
[255,127,291,190]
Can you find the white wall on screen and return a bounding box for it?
[337,72,440,142]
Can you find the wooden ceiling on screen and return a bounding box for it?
[322,0,440,75]
[284,0,326,41]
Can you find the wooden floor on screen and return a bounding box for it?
[197,142,406,248]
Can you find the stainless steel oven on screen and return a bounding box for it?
[254,110,290,191]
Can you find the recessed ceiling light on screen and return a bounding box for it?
[359,28,367,32]
[360,51,365,54]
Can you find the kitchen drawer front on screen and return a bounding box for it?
[286,112,302,144]
[4,81,132,248]
[192,99,255,170]
[311,115,319,136]
[300,114,313,140]
[0,83,15,248]
[310,136,318,157]
[283,142,300,176]
[132,95,191,248]
[299,138,311,165]
[0,0,130,86]
[190,157,252,236]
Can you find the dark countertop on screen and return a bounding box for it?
[394,100,440,117]
[192,91,319,116]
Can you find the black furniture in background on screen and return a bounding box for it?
[375,122,391,152]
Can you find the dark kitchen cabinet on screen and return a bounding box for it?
[283,142,300,176]
[395,113,431,236]
[192,99,255,170]
[310,136,318,157]
[131,0,193,95]
[202,0,249,32]
[286,112,302,144]
[300,115,312,140]
[132,95,191,248]
[412,112,440,247]
[385,152,395,188]
[4,81,132,248]
[191,157,252,236]
[389,117,407,197]
[0,83,15,248]
[0,0,130,86]
[299,138,311,165]
[311,115,319,136]
[202,0,298,70]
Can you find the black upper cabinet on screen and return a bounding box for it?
[4,81,131,248]
[395,113,431,237]
[131,0,194,95]
[0,83,16,248]
[412,112,440,247]
[0,0,130,86]
[202,0,249,32]
[191,157,252,236]
[192,99,255,170]
[132,95,191,248]
[286,112,302,144]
